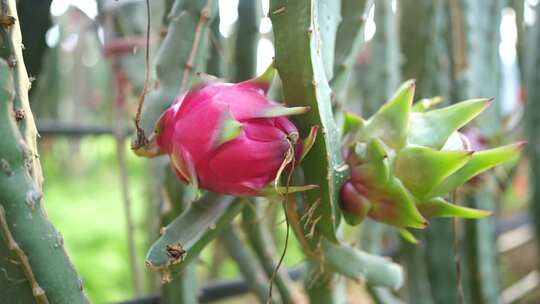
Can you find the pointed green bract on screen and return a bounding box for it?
[418,197,491,219]
[213,111,243,148]
[239,64,276,93]
[431,142,525,196]
[357,80,415,150]
[342,112,365,137]
[353,138,390,185]
[255,105,310,118]
[408,98,490,149]
[368,177,427,229]
[398,228,419,244]
[394,146,471,200]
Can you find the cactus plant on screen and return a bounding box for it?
[0,1,88,302]
[270,1,404,302]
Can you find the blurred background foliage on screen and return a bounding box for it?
[14,0,539,303]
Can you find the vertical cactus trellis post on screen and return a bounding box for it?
[0,1,88,303]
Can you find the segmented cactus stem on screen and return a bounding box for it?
[0,2,88,301]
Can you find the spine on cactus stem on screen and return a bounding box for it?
[0,2,88,302]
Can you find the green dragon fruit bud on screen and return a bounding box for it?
[340,80,524,240]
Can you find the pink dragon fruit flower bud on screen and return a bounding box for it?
[153,68,317,196]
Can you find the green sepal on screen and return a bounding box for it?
[412,96,444,112]
[340,182,372,226]
[418,197,491,219]
[398,228,419,244]
[238,63,276,94]
[342,210,368,226]
[368,177,427,229]
[300,125,318,162]
[408,98,490,149]
[255,105,310,118]
[358,80,415,150]
[170,148,200,197]
[341,112,365,138]
[260,184,319,196]
[394,145,472,200]
[431,142,525,196]
[354,138,390,185]
[213,110,242,148]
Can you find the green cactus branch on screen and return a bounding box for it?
[139,0,218,140]
[0,206,46,303]
[145,193,244,282]
[0,2,87,302]
[0,0,42,186]
[242,201,298,303]
[160,170,200,304]
[0,58,88,302]
[317,0,341,80]
[331,0,369,102]
[270,0,346,242]
[234,0,260,82]
[220,224,276,303]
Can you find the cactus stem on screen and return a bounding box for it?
[179,0,215,95]
[0,206,48,304]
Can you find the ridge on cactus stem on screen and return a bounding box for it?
[150,65,318,197]
[340,80,525,242]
